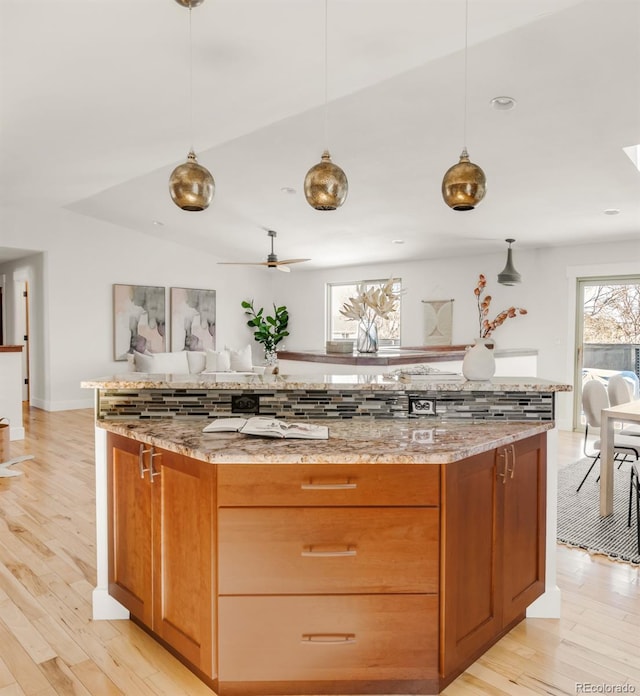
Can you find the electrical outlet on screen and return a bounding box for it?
[409,397,437,416]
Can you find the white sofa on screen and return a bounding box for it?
[126,346,269,376]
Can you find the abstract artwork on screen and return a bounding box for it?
[113,284,166,360]
[422,299,454,345]
[170,287,216,352]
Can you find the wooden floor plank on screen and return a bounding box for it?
[1,410,639,695]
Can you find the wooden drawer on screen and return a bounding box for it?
[219,507,439,594]
[217,463,439,507]
[218,594,438,683]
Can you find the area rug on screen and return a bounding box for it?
[0,455,34,478]
[557,457,640,565]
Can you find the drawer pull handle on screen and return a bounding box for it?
[300,480,356,490]
[301,634,356,645]
[301,546,356,558]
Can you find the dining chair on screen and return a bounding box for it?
[577,379,640,492]
[607,373,640,436]
[629,462,639,555]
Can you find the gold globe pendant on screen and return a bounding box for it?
[442,148,486,211]
[304,150,348,211]
[169,150,215,211]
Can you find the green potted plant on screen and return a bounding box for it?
[242,300,289,365]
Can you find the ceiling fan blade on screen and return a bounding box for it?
[276,258,311,265]
[276,265,291,273]
[217,261,269,266]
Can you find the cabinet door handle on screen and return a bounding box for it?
[509,444,516,479]
[300,480,356,490]
[149,450,162,481]
[301,634,356,645]
[498,449,508,484]
[138,445,151,479]
[301,546,357,558]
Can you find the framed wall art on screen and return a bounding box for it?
[170,287,216,352]
[422,299,454,345]
[113,284,166,360]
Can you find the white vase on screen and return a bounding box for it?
[462,338,496,381]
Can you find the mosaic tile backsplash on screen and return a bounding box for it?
[97,388,554,421]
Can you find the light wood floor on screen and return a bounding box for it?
[1,408,638,695]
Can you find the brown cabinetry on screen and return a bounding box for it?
[107,433,215,677]
[217,462,440,694]
[441,433,546,682]
[106,430,546,695]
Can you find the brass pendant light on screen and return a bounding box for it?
[497,239,522,285]
[442,0,486,211]
[169,0,215,211]
[304,0,348,210]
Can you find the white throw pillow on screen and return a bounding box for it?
[226,344,253,372]
[206,349,231,372]
[133,351,189,373]
[186,351,207,374]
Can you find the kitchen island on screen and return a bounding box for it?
[83,373,570,695]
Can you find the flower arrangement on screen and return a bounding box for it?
[339,278,401,324]
[474,273,527,338]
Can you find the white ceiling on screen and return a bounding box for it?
[1,0,639,270]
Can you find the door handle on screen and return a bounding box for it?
[138,445,151,479]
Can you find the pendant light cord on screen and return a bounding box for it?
[323,0,329,151]
[463,0,469,151]
[189,2,194,153]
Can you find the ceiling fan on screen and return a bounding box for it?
[217,230,310,273]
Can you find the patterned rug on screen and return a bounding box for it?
[557,457,640,565]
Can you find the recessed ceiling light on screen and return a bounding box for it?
[490,96,517,111]
[392,239,405,245]
[280,186,296,195]
[152,220,164,226]
[604,208,620,215]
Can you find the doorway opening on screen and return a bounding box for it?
[574,275,640,430]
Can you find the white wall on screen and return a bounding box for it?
[273,238,640,430]
[0,204,274,410]
[2,198,638,426]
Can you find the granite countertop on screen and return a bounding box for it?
[98,418,554,464]
[83,373,572,393]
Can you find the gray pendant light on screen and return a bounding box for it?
[169,0,215,211]
[497,239,522,285]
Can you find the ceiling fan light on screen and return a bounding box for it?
[169,151,215,211]
[497,238,522,285]
[304,150,348,211]
[441,148,486,211]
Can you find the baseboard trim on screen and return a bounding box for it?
[526,585,562,618]
[92,588,129,620]
[31,397,94,412]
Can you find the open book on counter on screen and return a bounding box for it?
[203,417,329,440]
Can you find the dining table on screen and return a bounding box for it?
[599,398,640,516]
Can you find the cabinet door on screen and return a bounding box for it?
[107,433,152,626]
[500,433,546,624]
[151,447,215,678]
[441,449,501,677]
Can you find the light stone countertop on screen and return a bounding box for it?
[83,372,571,393]
[98,418,554,464]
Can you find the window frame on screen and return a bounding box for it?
[326,278,402,347]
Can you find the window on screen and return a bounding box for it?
[327,278,402,346]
